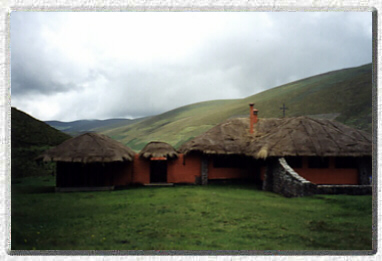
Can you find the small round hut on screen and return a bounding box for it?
[137,142,178,184]
[38,133,136,191]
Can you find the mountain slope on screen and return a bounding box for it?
[12,107,71,148]
[12,107,71,178]
[101,63,372,151]
[45,118,144,136]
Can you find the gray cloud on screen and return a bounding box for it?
[11,12,372,121]
[195,12,372,95]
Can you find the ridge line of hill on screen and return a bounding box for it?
[38,63,372,151]
[100,63,372,151]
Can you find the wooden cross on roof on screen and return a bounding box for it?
[280,103,288,118]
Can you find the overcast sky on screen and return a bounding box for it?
[11,12,372,122]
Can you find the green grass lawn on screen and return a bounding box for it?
[11,176,372,251]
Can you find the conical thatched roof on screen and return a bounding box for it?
[250,117,372,158]
[179,117,372,159]
[178,118,252,155]
[37,133,136,163]
[139,141,178,159]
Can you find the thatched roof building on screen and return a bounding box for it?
[38,133,135,163]
[252,116,371,159]
[179,116,372,159]
[178,118,251,155]
[139,141,178,159]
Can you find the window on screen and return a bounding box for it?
[335,157,357,168]
[285,157,303,168]
[308,157,329,168]
[213,155,247,169]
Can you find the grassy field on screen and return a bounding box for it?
[11,176,372,251]
[100,63,372,151]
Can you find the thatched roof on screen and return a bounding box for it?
[179,117,372,159]
[37,133,136,163]
[139,141,178,159]
[178,118,252,155]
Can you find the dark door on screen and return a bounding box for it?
[150,160,167,183]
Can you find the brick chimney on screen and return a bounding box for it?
[253,108,258,124]
[249,103,259,134]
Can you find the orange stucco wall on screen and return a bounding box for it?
[294,157,359,185]
[125,155,359,185]
[167,154,201,183]
[207,160,250,180]
[132,154,150,184]
[132,153,255,184]
[130,154,201,184]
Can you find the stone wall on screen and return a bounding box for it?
[316,185,372,195]
[262,159,274,192]
[263,158,316,197]
[357,156,372,185]
[201,156,209,185]
[262,157,372,197]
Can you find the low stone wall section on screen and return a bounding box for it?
[263,157,316,197]
[357,157,372,185]
[316,185,372,195]
[56,186,114,192]
[201,156,208,185]
[262,157,372,197]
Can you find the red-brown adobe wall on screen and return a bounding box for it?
[132,154,150,184]
[130,153,263,184]
[130,154,201,184]
[115,155,359,186]
[207,161,250,180]
[294,157,359,185]
[167,154,201,183]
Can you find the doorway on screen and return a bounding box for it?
[150,160,167,183]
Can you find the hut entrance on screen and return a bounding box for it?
[150,159,167,183]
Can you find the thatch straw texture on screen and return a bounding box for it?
[178,118,252,155]
[38,133,136,163]
[251,117,372,158]
[139,141,178,159]
[179,117,372,159]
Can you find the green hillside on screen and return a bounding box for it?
[45,117,145,136]
[11,107,71,178]
[101,63,372,151]
[12,107,71,148]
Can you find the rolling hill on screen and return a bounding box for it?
[12,107,71,148]
[100,63,372,151]
[45,118,144,136]
[12,107,71,178]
